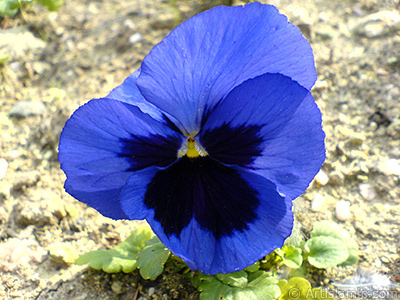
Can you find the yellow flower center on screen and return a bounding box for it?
[177,136,208,158]
[186,137,200,158]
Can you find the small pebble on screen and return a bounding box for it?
[354,10,400,38]
[9,100,47,118]
[335,200,351,221]
[359,183,376,201]
[315,170,329,186]
[375,258,382,268]
[0,238,38,272]
[311,194,325,212]
[129,32,143,44]
[380,158,400,176]
[0,181,11,200]
[0,158,8,180]
[329,170,345,185]
[12,170,41,191]
[111,281,123,294]
[148,287,155,296]
[14,201,58,228]
[150,12,175,29]
[48,241,78,265]
[381,256,390,263]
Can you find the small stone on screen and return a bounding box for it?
[32,61,51,75]
[31,247,48,264]
[12,170,41,191]
[111,281,124,294]
[150,11,176,29]
[314,79,329,91]
[13,201,58,228]
[315,24,337,40]
[359,183,376,201]
[0,238,42,272]
[0,158,8,180]
[354,10,400,38]
[0,206,8,224]
[9,100,47,118]
[315,170,329,186]
[379,158,400,176]
[0,181,11,200]
[311,194,325,212]
[348,132,366,146]
[44,192,67,220]
[335,200,351,221]
[329,170,345,185]
[381,256,390,263]
[148,287,155,296]
[375,258,382,268]
[48,241,79,265]
[129,32,143,44]
[387,119,400,139]
[0,27,46,58]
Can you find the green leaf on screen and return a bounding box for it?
[281,246,303,269]
[244,261,260,273]
[278,277,311,300]
[198,276,233,300]
[284,222,304,247]
[0,53,10,64]
[310,221,359,266]
[310,221,350,240]
[216,271,248,288]
[278,278,333,300]
[137,236,170,280]
[304,236,348,268]
[0,0,20,17]
[38,0,64,11]
[339,238,359,266]
[288,263,307,278]
[199,271,280,300]
[75,224,154,273]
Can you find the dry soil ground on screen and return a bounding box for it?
[1,0,400,299]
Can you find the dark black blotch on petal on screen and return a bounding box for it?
[200,124,264,167]
[144,156,259,239]
[119,134,181,171]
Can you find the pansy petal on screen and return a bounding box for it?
[107,69,185,132]
[107,69,159,120]
[200,73,325,200]
[120,156,292,274]
[59,98,183,219]
[137,2,316,133]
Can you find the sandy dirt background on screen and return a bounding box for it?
[1,0,400,299]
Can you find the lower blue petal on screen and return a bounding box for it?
[59,98,183,219]
[119,157,293,274]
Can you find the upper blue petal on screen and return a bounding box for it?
[137,2,316,133]
[199,73,325,200]
[120,160,293,274]
[58,98,184,219]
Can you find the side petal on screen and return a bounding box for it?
[59,98,184,219]
[199,73,325,200]
[107,69,185,133]
[137,2,316,133]
[120,156,293,274]
[107,69,161,121]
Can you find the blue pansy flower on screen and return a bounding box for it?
[59,2,325,275]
